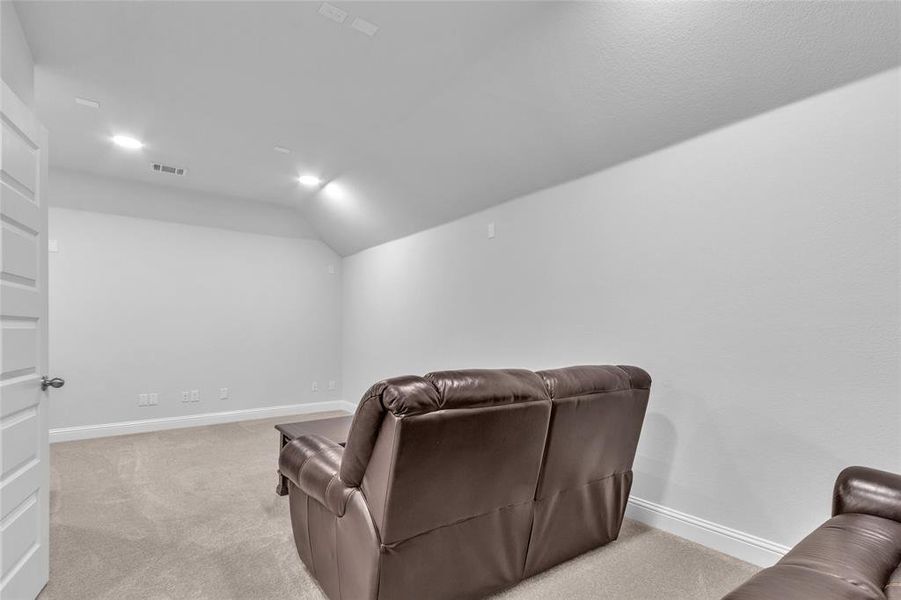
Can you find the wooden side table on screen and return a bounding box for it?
[275,415,354,496]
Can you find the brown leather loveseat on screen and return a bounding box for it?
[725,466,901,599]
[278,365,651,600]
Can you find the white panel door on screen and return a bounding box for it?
[0,80,51,600]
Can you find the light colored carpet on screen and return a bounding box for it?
[39,412,757,600]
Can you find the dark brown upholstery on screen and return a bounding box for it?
[279,365,651,600]
[724,466,901,600]
[525,365,650,576]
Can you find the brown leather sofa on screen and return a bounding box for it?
[278,365,651,600]
[725,466,901,600]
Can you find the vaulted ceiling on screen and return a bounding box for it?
[16,1,901,255]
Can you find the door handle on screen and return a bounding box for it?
[41,376,65,391]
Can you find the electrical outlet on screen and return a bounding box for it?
[138,393,148,407]
[311,381,319,392]
[181,391,190,403]
[487,222,496,239]
[328,380,337,391]
[149,393,158,406]
[191,390,200,402]
[219,387,229,400]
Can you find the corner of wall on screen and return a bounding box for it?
[1,0,36,106]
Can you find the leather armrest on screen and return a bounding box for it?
[279,434,355,517]
[833,466,901,523]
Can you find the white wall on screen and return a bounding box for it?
[48,175,343,431]
[1,0,34,105]
[51,168,318,240]
[342,69,900,554]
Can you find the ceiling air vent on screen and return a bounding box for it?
[151,162,186,176]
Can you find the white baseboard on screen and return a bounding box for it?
[51,406,788,568]
[626,496,790,568]
[49,400,358,443]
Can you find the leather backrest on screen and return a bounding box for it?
[342,365,650,547]
[339,376,436,487]
[533,365,650,500]
[353,369,552,544]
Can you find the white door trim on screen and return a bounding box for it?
[0,78,51,600]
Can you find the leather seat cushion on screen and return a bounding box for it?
[724,564,886,600]
[726,513,901,599]
[887,563,901,599]
[782,513,901,597]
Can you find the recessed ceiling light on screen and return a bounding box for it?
[298,174,322,187]
[322,181,345,200]
[75,97,100,109]
[273,146,291,154]
[112,134,143,150]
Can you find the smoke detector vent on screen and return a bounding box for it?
[318,3,347,24]
[151,163,186,176]
[351,17,378,37]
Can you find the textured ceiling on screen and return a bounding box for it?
[16,1,901,255]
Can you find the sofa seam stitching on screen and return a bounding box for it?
[325,474,339,513]
[552,387,638,399]
[344,391,380,484]
[381,499,534,550]
[378,414,402,541]
[334,510,341,600]
[537,470,632,503]
[522,401,553,578]
[773,563,885,595]
[297,445,338,485]
[305,493,316,578]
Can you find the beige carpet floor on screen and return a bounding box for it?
[38,412,757,600]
